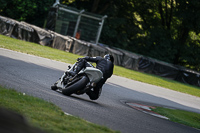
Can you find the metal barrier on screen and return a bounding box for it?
[54,3,107,44]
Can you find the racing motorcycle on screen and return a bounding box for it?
[51,61,103,96]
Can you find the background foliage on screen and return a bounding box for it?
[1,0,200,71]
[0,0,54,26]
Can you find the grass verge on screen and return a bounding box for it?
[0,85,118,133]
[152,107,200,129]
[0,34,200,130]
[0,34,199,97]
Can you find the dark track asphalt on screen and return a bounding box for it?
[0,48,200,133]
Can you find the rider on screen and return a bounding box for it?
[71,54,114,100]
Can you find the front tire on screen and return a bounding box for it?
[62,76,89,96]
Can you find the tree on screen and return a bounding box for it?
[120,0,200,70]
[1,0,200,70]
[0,0,54,27]
[59,0,200,71]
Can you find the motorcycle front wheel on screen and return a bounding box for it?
[62,75,89,96]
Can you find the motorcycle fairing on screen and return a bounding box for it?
[79,67,103,83]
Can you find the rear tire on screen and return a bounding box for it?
[62,76,89,96]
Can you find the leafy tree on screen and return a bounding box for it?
[0,0,54,27]
[85,0,200,70]
[104,0,200,71]
[1,0,200,70]
[130,0,200,70]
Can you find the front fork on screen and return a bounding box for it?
[56,72,66,89]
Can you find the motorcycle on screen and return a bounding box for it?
[51,61,103,96]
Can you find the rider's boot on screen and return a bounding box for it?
[69,59,85,76]
[69,65,82,76]
[68,71,77,76]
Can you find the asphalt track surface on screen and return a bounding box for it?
[0,48,200,133]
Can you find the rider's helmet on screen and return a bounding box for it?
[104,54,114,63]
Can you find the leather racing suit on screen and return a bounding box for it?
[75,56,114,100]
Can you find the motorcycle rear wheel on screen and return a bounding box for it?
[62,76,89,96]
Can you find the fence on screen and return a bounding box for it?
[53,4,107,44]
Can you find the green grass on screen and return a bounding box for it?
[0,86,118,133]
[0,35,80,64]
[114,66,200,97]
[151,107,200,129]
[1,34,200,131]
[0,34,199,97]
